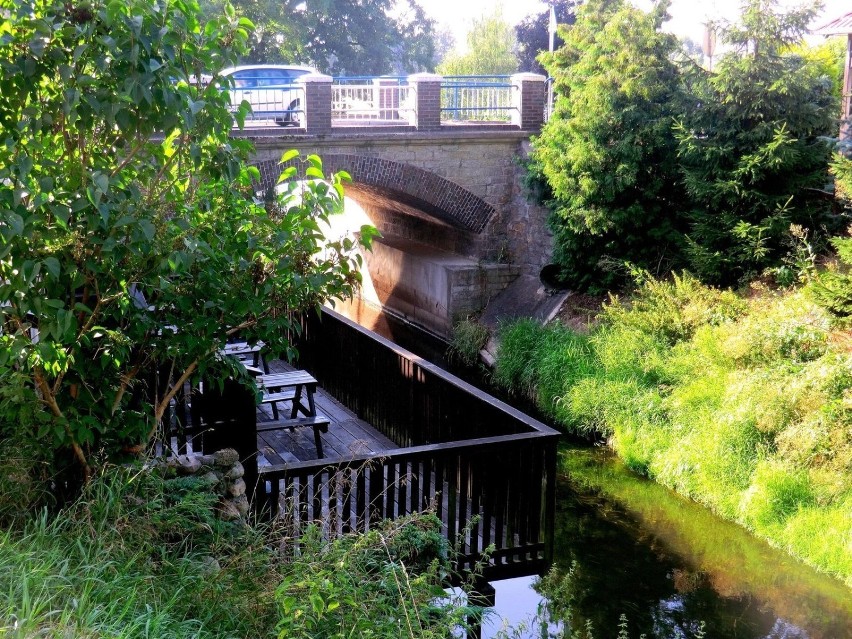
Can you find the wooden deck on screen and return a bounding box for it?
[255,360,397,467]
[182,309,558,582]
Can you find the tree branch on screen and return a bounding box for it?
[34,369,91,481]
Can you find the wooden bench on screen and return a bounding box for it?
[257,371,317,420]
[222,341,269,373]
[256,415,330,458]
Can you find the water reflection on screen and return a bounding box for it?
[537,448,852,638]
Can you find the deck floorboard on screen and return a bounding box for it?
[256,359,397,466]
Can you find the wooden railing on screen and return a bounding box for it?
[258,308,560,580]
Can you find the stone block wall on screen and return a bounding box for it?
[157,448,250,521]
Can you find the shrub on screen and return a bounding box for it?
[600,270,746,345]
[534,0,688,291]
[813,235,852,317]
[275,515,476,639]
[675,0,839,285]
[0,0,372,482]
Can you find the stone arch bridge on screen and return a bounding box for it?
[240,75,552,336]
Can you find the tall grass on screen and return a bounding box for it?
[0,469,277,638]
[0,467,486,639]
[495,277,852,585]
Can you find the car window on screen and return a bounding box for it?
[285,69,311,80]
[232,70,255,88]
[229,68,309,88]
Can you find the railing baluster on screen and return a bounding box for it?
[355,466,367,530]
[341,467,353,533]
[369,462,384,526]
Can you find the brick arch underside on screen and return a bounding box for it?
[251,155,494,233]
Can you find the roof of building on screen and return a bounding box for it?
[812,11,852,35]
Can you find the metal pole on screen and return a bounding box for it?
[547,6,556,121]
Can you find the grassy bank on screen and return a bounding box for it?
[0,467,474,638]
[494,274,852,585]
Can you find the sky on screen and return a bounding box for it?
[419,0,851,55]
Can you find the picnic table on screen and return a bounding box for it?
[255,370,330,458]
[222,341,269,373]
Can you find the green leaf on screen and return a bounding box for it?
[5,212,24,237]
[280,149,299,164]
[92,171,109,193]
[138,219,155,241]
[43,257,60,279]
[277,166,297,183]
[309,594,324,615]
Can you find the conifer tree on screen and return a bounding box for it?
[533,0,687,290]
[675,0,838,284]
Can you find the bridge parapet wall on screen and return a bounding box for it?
[286,72,546,135]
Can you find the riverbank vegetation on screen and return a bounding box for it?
[0,467,475,638]
[513,0,852,587]
[495,272,852,585]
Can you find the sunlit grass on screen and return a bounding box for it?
[495,279,852,584]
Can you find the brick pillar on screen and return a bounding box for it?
[511,73,547,131]
[407,73,442,131]
[299,73,333,134]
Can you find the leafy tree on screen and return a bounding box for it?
[0,0,370,481]
[532,0,687,291]
[199,0,302,64]
[204,0,438,73]
[514,0,577,75]
[297,0,436,75]
[675,0,840,285]
[437,9,518,76]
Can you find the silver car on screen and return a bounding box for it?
[220,64,317,126]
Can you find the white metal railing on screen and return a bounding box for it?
[331,78,411,122]
[440,76,514,123]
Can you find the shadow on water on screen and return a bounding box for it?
[333,302,852,638]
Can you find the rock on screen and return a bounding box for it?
[232,494,250,516]
[199,555,221,576]
[200,471,220,488]
[199,454,216,467]
[228,478,246,497]
[226,462,244,480]
[214,449,239,467]
[175,455,201,475]
[218,500,241,521]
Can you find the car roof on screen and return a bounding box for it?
[220,64,318,75]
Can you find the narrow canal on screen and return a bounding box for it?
[338,302,852,639]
